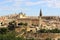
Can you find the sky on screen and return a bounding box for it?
[0,0,60,16]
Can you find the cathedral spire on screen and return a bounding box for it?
[39,9,42,17]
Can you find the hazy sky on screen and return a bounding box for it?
[0,0,60,16]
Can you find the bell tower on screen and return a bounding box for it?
[39,9,42,29]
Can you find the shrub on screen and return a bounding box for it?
[0,31,25,40]
[0,28,8,34]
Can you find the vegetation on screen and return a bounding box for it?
[32,24,38,26]
[18,22,23,26]
[24,23,28,26]
[18,22,28,26]
[26,38,34,40]
[58,38,60,40]
[0,21,26,40]
[0,27,26,40]
[0,21,60,40]
[0,24,33,40]
[38,28,60,33]
[0,31,25,40]
[0,28,8,34]
[8,21,16,31]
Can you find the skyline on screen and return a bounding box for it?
[0,0,60,16]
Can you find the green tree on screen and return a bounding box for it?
[18,22,24,26]
[0,28,8,34]
[24,23,28,26]
[8,21,16,31]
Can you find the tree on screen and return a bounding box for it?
[24,23,28,26]
[38,29,46,33]
[8,21,16,31]
[18,22,28,27]
[18,22,23,26]
[0,28,8,34]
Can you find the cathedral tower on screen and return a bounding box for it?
[39,9,42,17]
[39,9,42,29]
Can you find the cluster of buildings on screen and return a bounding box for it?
[0,10,60,30]
[0,10,60,40]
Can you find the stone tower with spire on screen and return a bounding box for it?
[39,9,42,29]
